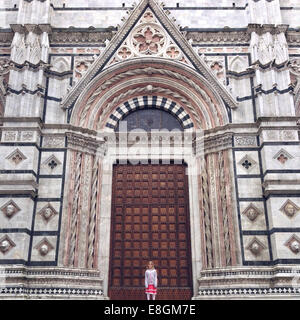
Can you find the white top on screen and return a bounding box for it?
[145,269,158,288]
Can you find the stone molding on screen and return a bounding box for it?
[49,30,114,45]
[10,24,52,35]
[0,266,105,300]
[186,30,250,45]
[247,24,289,36]
[195,266,300,299]
[203,133,233,155]
[66,132,106,156]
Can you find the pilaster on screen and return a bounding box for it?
[247,0,300,266]
[0,0,52,267]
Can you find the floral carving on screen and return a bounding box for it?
[234,136,257,147]
[143,11,155,23]
[132,25,165,55]
[273,149,293,165]
[166,46,180,59]
[43,155,62,172]
[238,154,257,173]
[73,56,95,84]
[117,46,132,60]
[6,149,27,166]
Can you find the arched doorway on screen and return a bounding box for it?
[108,108,193,300]
[63,58,238,300]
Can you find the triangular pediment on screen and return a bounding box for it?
[105,7,194,69]
[61,0,238,110]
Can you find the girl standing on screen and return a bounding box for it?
[145,261,158,300]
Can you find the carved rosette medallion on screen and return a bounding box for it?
[108,9,191,67]
[131,23,165,56]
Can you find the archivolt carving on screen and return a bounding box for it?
[97,86,199,130]
[76,65,226,130]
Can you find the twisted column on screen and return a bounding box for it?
[87,158,99,269]
[218,151,231,266]
[201,157,213,269]
[68,152,82,266]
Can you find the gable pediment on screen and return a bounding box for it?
[61,0,238,111]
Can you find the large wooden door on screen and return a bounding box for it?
[109,163,193,300]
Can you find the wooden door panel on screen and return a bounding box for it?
[109,164,193,300]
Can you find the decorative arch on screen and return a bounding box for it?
[69,58,231,131]
[229,55,247,73]
[51,56,70,73]
[106,95,193,131]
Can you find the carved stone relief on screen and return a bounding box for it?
[73,56,96,85]
[107,9,192,68]
[242,204,262,222]
[0,200,21,220]
[35,238,54,257]
[6,149,27,166]
[280,200,300,218]
[0,235,16,255]
[285,235,300,255]
[247,237,266,257]
[38,204,58,223]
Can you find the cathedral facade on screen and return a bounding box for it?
[0,0,300,300]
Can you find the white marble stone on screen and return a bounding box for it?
[38,178,63,199]
[238,178,263,199]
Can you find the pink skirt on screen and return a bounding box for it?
[145,284,157,295]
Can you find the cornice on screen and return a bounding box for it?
[66,132,106,156]
[247,24,289,35]
[49,30,114,45]
[0,30,14,44]
[287,30,300,45]
[10,24,52,34]
[186,30,251,45]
